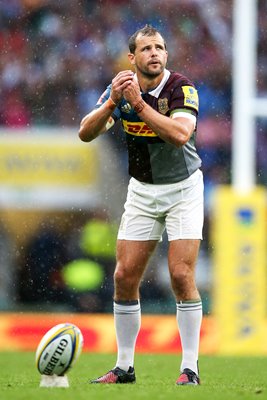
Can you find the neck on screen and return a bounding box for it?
[137,71,165,93]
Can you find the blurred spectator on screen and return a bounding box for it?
[17,211,117,312]
[70,214,118,312]
[18,226,68,306]
[1,88,31,127]
[61,258,106,312]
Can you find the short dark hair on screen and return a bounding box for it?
[128,24,166,53]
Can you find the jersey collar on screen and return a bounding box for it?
[134,69,171,98]
[147,69,170,98]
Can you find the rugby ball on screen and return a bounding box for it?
[35,323,83,376]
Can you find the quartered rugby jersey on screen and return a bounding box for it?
[96,69,201,184]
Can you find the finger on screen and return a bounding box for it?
[116,70,134,77]
[113,77,133,91]
[120,80,133,90]
[113,71,134,84]
[118,76,133,85]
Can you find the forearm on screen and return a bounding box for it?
[79,98,116,142]
[133,100,192,147]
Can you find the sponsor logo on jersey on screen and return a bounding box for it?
[158,98,169,114]
[122,120,157,137]
[121,102,132,113]
[182,86,199,111]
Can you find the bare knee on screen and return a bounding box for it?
[114,265,136,289]
[169,263,198,300]
[168,240,200,301]
[113,263,140,300]
[170,265,191,287]
[114,240,158,301]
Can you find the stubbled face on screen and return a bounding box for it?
[128,32,168,78]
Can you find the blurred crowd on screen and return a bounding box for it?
[0,0,267,185]
[0,0,266,312]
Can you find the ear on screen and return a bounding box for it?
[128,52,135,65]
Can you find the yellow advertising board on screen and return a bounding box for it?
[212,186,266,354]
[0,131,123,243]
[0,134,98,186]
[0,132,101,210]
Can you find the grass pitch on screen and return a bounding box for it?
[0,352,266,400]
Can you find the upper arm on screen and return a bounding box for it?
[171,111,197,134]
[171,115,196,138]
[169,82,198,139]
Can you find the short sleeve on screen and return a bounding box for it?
[170,83,199,116]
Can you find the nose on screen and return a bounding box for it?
[151,46,159,56]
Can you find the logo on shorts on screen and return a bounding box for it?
[158,98,169,114]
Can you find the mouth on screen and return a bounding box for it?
[148,60,161,66]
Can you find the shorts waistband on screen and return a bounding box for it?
[130,169,202,190]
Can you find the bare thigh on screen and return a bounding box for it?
[114,239,158,301]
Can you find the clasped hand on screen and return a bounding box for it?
[110,70,142,107]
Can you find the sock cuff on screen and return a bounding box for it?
[176,300,202,312]
[114,300,139,305]
[114,300,140,314]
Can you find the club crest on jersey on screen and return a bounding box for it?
[158,98,169,114]
[121,102,132,113]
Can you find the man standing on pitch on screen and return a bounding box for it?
[79,25,203,385]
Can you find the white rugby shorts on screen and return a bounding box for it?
[118,169,204,241]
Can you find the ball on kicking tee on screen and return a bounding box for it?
[36,323,83,376]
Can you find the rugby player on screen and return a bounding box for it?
[79,25,203,386]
